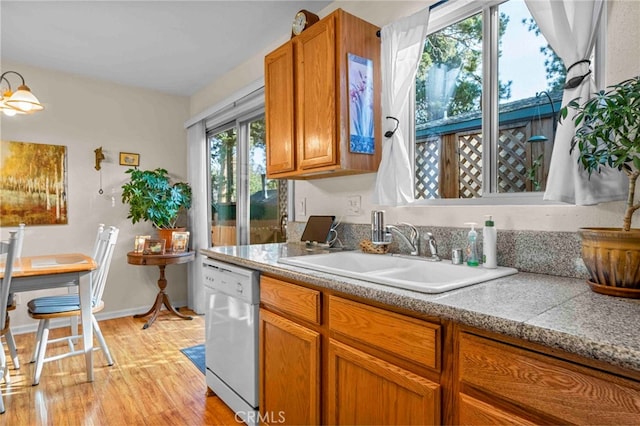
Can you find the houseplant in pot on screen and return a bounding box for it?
[562,75,640,297]
[121,168,192,248]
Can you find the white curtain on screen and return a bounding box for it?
[372,7,430,206]
[186,121,207,314]
[525,0,627,205]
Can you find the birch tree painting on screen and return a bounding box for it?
[0,141,68,226]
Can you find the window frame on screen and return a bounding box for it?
[411,0,607,206]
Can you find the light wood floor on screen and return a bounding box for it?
[0,310,240,426]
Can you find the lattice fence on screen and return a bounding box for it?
[415,122,546,199]
[415,136,440,199]
[458,132,483,198]
[497,125,528,193]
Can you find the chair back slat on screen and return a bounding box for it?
[0,223,24,257]
[0,232,18,330]
[90,224,105,260]
[91,226,119,303]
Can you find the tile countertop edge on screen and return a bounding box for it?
[200,244,640,373]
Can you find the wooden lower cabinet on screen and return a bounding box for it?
[259,274,640,425]
[259,308,320,425]
[456,330,640,424]
[327,339,440,425]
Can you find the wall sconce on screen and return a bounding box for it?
[0,70,44,116]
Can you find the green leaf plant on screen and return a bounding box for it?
[121,168,192,229]
[561,75,640,231]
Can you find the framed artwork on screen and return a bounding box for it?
[133,235,151,253]
[143,239,166,255]
[119,152,140,167]
[347,53,375,155]
[0,140,68,226]
[171,231,190,253]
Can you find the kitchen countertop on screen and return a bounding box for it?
[201,243,640,373]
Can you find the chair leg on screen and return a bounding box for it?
[0,343,8,385]
[30,319,46,364]
[32,319,50,386]
[70,315,79,338]
[92,316,114,366]
[6,329,20,369]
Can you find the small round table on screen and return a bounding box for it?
[127,250,195,329]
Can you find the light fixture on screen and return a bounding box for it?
[0,70,44,116]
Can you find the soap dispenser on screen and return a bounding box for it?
[464,222,479,267]
[483,215,497,269]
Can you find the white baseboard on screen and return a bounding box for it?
[11,299,200,335]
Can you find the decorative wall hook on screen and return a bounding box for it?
[94,147,105,171]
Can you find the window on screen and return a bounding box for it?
[414,0,566,200]
[208,111,287,246]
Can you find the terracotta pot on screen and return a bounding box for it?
[579,227,640,298]
[156,227,186,252]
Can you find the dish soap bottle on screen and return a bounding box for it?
[483,215,497,269]
[464,222,479,267]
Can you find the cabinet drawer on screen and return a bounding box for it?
[328,296,440,370]
[458,394,536,425]
[458,332,640,424]
[260,276,321,324]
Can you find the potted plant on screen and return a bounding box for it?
[562,75,640,297]
[121,168,192,245]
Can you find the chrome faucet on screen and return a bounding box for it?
[424,232,441,261]
[386,223,420,256]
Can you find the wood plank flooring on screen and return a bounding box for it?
[1,310,240,425]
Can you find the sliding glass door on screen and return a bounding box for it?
[209,114,287,246]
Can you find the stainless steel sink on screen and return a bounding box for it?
[278,251,517,294]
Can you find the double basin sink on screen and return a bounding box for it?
[278,251,518,294]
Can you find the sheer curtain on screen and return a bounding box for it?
[525,0,627,205]
[186,121,207,314]
[372,7,430,206]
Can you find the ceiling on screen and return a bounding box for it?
[1,1,331,97]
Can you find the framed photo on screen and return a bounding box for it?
[133,235,150,253]
[171,231,190,253]
[143,238,166,255]
[119,152,140,167]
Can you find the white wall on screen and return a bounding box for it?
[190,0,640,233]
[1,62,190,332]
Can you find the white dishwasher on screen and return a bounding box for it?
[203,258,259,426]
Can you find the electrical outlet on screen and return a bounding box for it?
[298,197,307,218]
[347,195,361,216]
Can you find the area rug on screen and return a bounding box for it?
[180,344,205,374]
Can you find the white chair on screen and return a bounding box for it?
[0,231,19,414]
[0,223,24,374]
[27,226,119,386]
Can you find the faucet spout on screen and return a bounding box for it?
[424,232,441,261]
[386,223,419,256]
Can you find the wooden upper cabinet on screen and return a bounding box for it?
[265,8,381,179]
[296,15,337,171]
[265,42,295,175]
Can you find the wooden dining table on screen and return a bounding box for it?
[0,253,97,382]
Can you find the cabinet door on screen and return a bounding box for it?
[328,339,440,425]
[265,42,295,175]
[295,15,337,170]
[259,308,320,425]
